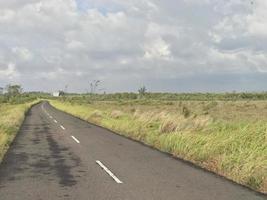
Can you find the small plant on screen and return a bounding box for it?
[182,106,190,118]
[159,120,177,133]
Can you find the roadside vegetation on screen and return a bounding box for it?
[0,84,42,162]
[62,91,267,101]
[50,96,267,193]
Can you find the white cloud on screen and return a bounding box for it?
[0,9,15,22]
[0,0,266,92]
[144,37,172,60]
[211,0,267,39]
[184,0,211,5]
[12,47,33,61]
[66,40,86,51]
[247,0,267,37]
[0,63,19,79]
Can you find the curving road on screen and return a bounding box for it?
[0,102,266,200]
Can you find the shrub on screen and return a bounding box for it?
[159,119,177,133]
[182,106,190,118]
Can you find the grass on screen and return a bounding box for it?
[0,101,39,161]
[50,99,267,193]
[60,92,267,101]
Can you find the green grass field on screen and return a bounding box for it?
[50,99,267,193]
[0,101,39,161]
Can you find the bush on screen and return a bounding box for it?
[182,106,190,118]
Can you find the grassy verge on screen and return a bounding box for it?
[0,100,39,162]
[50,99,267,193]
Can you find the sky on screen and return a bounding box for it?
[0,0,267,93]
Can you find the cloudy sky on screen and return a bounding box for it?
[0,0,266,93]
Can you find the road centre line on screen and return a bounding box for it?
[71,136,80,144]
[60,125,66,130]
[54,119,58,123]
[96,160,123,184]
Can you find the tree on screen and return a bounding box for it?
[89,80,101,94]
[6,84,22,96]
[59,90,65,96]
[138,86,147,98]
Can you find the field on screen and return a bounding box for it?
[0,101,39,161]
[50,98,267,193]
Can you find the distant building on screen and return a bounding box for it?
[52,91,64,97]
[52,91,60,97]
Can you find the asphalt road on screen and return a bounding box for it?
[0,102,266,200]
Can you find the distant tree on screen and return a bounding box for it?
[0,87,3,95]
[59,90,65,96]
[138,86,147,98]
[89,80,101,94]
[6,84,22,97]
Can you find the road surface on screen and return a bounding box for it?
[0,102,266,200]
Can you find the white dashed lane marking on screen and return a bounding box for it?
[71,136,80,144]
[96,160,123,184]
[42,103,124,185]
